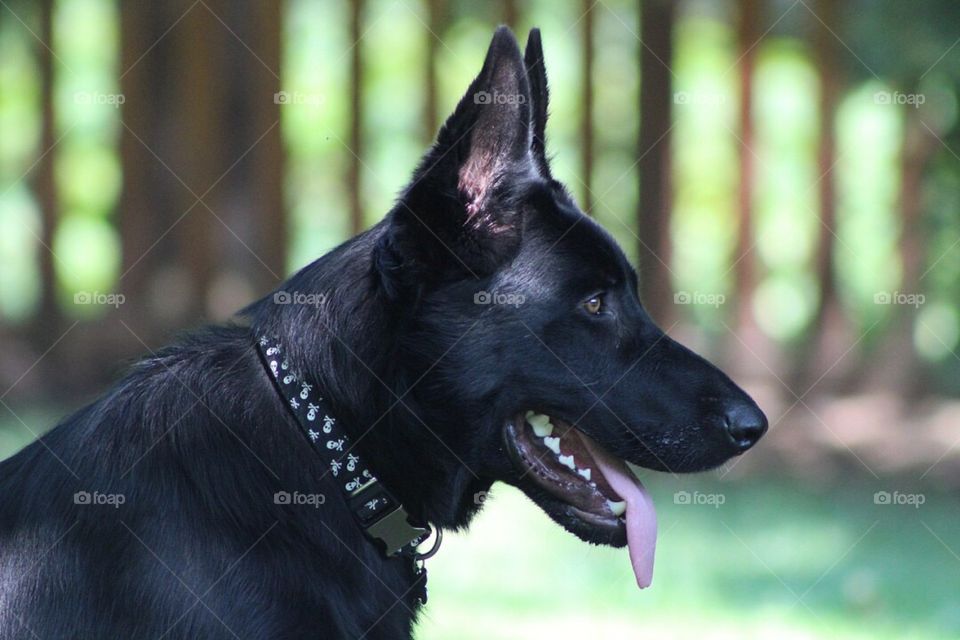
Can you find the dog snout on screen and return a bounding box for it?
[721,401,767,452]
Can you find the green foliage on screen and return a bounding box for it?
[0,1,957,356]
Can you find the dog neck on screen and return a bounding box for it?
[255,334,435,560]
[245,225,491,533]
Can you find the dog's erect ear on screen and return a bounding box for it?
[524,28,551,179]
[439,25,533,212]
[382,26,534,287]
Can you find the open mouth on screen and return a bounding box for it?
[503,411,658,588]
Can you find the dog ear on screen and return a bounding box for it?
[524,28,552,179]
[382,26,534,287]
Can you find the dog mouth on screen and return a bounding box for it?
[503,411,657,588]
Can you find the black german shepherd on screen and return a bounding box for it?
[0,27,766,639]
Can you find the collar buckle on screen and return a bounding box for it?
[348,478,429,556]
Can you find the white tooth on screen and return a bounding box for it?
[533,423,554,437]
[528,413,554,437]
[558,454,576,470]
[543,436,561,454]
[607,500,626,516]
[533,424,554,437]
[577,468,591,481]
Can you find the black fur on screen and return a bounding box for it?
[0,27,765,639]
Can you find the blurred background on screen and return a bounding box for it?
[1,0,958,637]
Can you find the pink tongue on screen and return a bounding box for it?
[580,436,657,589]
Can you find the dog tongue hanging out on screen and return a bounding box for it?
[581,433,658,587]
[505,412,658,587]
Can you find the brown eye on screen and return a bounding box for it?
[583,295,604,315]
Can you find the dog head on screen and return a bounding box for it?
[373,26,766,586]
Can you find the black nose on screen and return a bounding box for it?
[723,402,767,451]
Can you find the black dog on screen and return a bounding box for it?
[0,27,765,639]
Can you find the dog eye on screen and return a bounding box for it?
[583,295,604,315]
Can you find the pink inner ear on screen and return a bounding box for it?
[458,156,517,234]
[459,163,493,219]
[459,142,507,220]
[459,171,504,230]
[465,199,482,218]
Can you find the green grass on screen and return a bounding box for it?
[2,415,957,638]
[414,477,960,639]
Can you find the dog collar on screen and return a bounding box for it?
[255,335,439,580]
